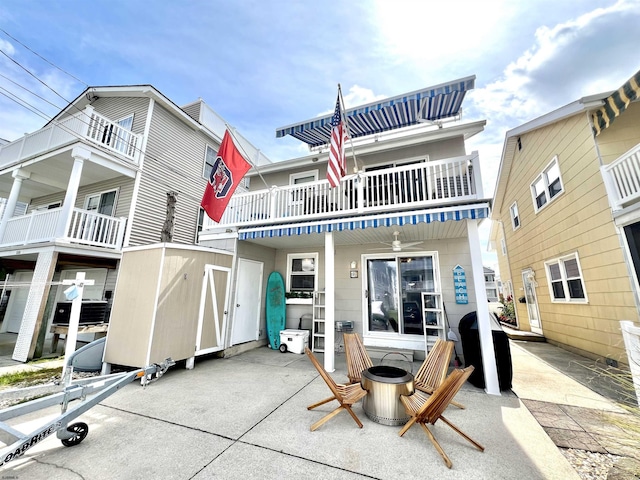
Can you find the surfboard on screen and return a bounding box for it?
[265,271,286,350]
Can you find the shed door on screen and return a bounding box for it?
[195,264,231,355]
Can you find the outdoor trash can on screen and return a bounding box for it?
[458,311,513,390]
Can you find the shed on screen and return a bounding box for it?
[103,243,234,368]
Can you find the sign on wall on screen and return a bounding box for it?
[453,265,468,304]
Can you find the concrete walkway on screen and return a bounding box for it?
[0,340,636,479]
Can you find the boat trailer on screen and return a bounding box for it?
[0,358,174,467]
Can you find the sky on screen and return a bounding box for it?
[1,0,639,272]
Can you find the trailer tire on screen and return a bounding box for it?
[61,422,89,447]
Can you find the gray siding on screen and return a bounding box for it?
[30,176,135,217]
[128,103,217,246]
[89,97,149,135]
[181,101,202,122]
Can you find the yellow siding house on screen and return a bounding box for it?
[490,69,640,367]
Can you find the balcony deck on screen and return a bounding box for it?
[0,106,142,169]
[207,152,484,229]
[0,207,126,250]
[602,142,640,210]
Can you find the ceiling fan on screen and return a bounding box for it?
[370,231,423,252]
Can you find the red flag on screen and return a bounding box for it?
[327,93,346,188]
[201,130,251,222]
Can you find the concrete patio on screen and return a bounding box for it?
[0,339,636,479]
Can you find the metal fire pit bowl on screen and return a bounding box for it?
[361,365,414,426]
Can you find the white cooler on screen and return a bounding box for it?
[279,329,310,354]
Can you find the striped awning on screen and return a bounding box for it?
[276,76,475,147]
[592,69,640,136]
[238,205,488,240]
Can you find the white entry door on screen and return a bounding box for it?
[230,259,263,346]
[2,271,33,333]
[522,269,542,334]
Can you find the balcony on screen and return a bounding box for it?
[0,107,142,169]
[207,152,483,228]
[601,143,640,210]
[0,207,127,250]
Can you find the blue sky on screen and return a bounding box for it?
[1,0,639,270]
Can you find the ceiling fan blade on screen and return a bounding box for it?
[401,241,423,248]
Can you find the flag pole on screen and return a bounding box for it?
[225,124,271,190]
[337,84,359,173]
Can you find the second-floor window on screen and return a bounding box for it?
[204,144,216,180]
[531,156,563,212]
[545,253,587,302]
[85,190,117,216]
[510,202,520,230]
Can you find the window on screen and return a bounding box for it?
[85,190,117,216]
[34,202,61,211]
[500,238,507,255]
[290,171,318,185]
[289,170,319,209]
[510,202,520,230]
[114,114,134,154]
[195,207,205,242]
[287,253,318,292]
[545,253,587,302]
[204,144,217,180]
[531,156,563,212]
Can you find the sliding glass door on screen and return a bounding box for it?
[366,254,437,336]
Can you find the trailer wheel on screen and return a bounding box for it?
[61,422,89,447]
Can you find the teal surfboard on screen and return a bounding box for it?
[266,271,286,350]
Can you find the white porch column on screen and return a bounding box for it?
[0,169,31,241]
[324,231,335,372]
[467,218,500,395]
[13,249,58,362]
[56,147,89,239]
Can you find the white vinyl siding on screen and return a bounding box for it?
[128,102,219,246]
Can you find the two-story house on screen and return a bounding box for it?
[0,85,265,362]
[489,69,640,368]
[199,76,503,393]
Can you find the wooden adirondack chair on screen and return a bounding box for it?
[399,366,484,469]
[305,347,368,431]
[414,339,465,409]
[343,333,374,384]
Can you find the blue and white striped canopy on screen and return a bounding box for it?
[238,205,488,240]
[276,76,475,147]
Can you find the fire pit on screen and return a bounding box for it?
[361,365,414,426]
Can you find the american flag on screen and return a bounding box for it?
[327,93,346,188]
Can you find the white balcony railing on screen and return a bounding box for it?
[602,143,640,210]
[207,152,483,228]
[0,106,142,169]
[1,207,127,250]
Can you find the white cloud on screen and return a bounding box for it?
[471,0,640,130]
